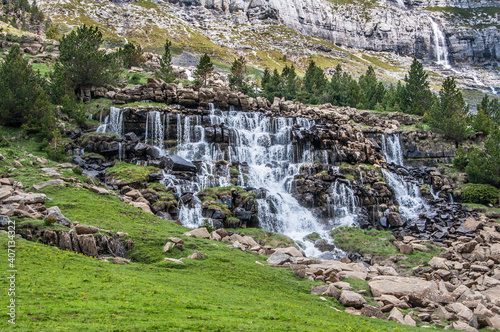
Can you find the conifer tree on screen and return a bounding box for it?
[0,44,54,132]
[157,39,175,83]
[403,58,433,115]
[429,77,469,144]
[56,25,121,96]
[229,56,248,89]
[119,42,145,69]
[195,53,214,87]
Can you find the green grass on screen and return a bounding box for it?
[106,161,161,183]
[331,227,444,270]
[0,233,430,331]
[426,6,500,20]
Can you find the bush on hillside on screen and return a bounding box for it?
[460,183,499,205]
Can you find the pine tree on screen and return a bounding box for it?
[157,39,175,83]
[403,58,433,115]
[195,53,214,87]
[57,25,122,96]
[229,56,248,89]
[429,77,469,144]
[301,60,327,104]
[0,44,54,131]
[280,64,298,100]
[358,66,385,110]
[119,42,145,69]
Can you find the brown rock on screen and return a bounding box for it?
[187,250,204,260]
[75,224,99,235]
[339,290,367,308]
[311,285,329,295]
[399,243,413,254]
[185,228,211,239]
[369,276,439,306]
[33,179,65,190]
[163,242,174,253]
[322,285,341,300]
[361,305,386,320]
[388,307,405,324]
[77,234,98,257]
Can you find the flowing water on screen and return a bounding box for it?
[429,17,451,69]
[381,134,429,221]
[97,107,124,136]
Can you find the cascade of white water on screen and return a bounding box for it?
[429,17,451,69]
[381,133,429,221]
[145,111,165,152]
[382,169,428,220]
[175,104,338,256]
[326,181,359,227]
[96,107,124,136]
[382,134,404,166]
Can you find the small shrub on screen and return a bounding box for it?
[129,73,142,85]
[453,146,469,170]
[44,215,57,226]
[72,166,83,175]
[200,219,214,233]
[45,144,67,162]
[0,135,10,147]
[460,183,499,205]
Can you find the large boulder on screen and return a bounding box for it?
[167,155,197,172]
[369,276,439,306]
[3,193,46,204]
[267,252,295,265]
[184,227,211,239]
[77,234,98,257]
[46,206,72,227]
[339,290,367,308]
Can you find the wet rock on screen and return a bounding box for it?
[167,155,197,172]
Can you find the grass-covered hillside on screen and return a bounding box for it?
[0,132,427,331]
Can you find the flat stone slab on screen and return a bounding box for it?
[33,179,65,190]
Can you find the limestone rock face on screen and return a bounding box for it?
[167,0,499,66]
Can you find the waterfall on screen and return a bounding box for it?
[96,107,124,136]
[381,134,429,221]
[145,111,165,152]
[429,17,451,69]
[175,104,339,256]
[382,134,404,166]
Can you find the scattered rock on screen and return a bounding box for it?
[184,227,211,239]
[339,290,367,308]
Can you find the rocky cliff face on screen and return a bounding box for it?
[167,0,499,66]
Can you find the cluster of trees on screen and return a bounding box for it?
[0,25,147,146]
[1,0,45,31]
[0,25,219,141]
[259,59,437,115]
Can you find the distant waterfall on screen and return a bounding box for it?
[96,107,124,136]
[429,17,451,69]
